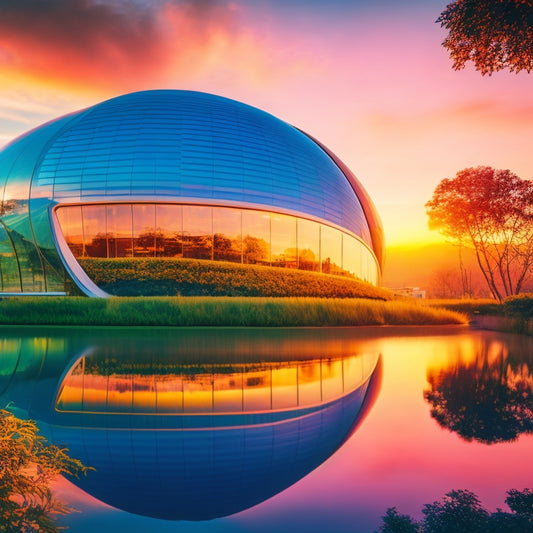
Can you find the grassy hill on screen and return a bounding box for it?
[79,257,393,300]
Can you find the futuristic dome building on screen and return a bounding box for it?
[0,90,384,297]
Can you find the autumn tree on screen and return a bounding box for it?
[0,409,91,533]
[426,166,533,301]
[437,0,533,75]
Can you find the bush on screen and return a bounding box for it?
[504,295,533,320]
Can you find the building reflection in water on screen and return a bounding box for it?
[0,329,381,521]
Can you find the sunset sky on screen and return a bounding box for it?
[1,0,531,248]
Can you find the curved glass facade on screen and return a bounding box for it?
[0,90,384,296]
[56,203,379,284]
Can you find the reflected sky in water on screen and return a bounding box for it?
[1,326,533,532]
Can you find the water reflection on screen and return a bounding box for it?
[424,335,533,444]
[0,328,381,521]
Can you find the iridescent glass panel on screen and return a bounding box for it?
[297,218,319,272]
[82,205,107,257]
[271,214,296,268]
[242,210,270,265]
[56,206,84,258]
[271,366,298,410]
[342,235,361,279]
[155,205,182,257]
[242,369,271,411]
[183,206,213,260]
[107,204,133,258]
[296,361,321,406]
[321,225,342,275]
[133,204,156,257]
[213,207,242,263]
[213,370,243,412]
[0,224,21,291]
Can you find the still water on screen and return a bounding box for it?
[1,325,532,532]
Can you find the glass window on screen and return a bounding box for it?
[321,225,342,275]
[243,370,271,411]
[56,206,83,258]
[363,251,378,285]
[107,204,133,258]
[321,359,344,401]
[297,218,319,272]
[0,224,21,291]
[213,207,242,263]
[271,214,296,268]
[271,367,298,410]
[213,370,243,412]
[155,205,182,257]
[82,205,107,257]
[242,210,270,265]
[183,205,213,260]
[296,361,321,407]
[342,235,361,279]
[133,204,156,257]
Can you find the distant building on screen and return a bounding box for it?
[0,90,384,296]
[391,287,427,299]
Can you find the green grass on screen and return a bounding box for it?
[424,296,533,334]
[0,296,467,327]
[78,257,392,299]
[424,298,504,316]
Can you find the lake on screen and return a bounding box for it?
[1,325,532,532]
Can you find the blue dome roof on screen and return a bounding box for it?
[25,90,380,257]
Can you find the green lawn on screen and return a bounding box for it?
[0,296,467,327]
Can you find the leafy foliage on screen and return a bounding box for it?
[421,490,489,533]
[426,166,533,301]
[378,507,420,532]
[424,338,533,444]
[437,0,533,75]
[504,294,533,320]
[0,409,91,533]
[377,488,533,533]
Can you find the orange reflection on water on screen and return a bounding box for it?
[56,353,379,415]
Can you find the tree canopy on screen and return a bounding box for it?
[437,0,533,75]
[424,340,533,444]
[378,488,533,532]
[426,166,533,301]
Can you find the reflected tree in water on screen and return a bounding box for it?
[424,341,533,444]
[0,409,90,533]
[379,488,533,532]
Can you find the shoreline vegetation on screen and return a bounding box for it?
[0,296,468,327]
[426,295,533,335]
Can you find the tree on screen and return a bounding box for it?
[424,339,533,444]
[437,0,533,75]
[378,507,420,532]
[377,489,533,533]
[0,409,91,533]
[422,490,489,533]
[426,166,533,301]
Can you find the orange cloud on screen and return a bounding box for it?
[0,0,250,93]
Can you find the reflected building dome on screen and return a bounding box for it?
[0,328,382,520]
[0,90,384,297]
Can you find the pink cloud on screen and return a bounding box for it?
[0,0,271,92]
